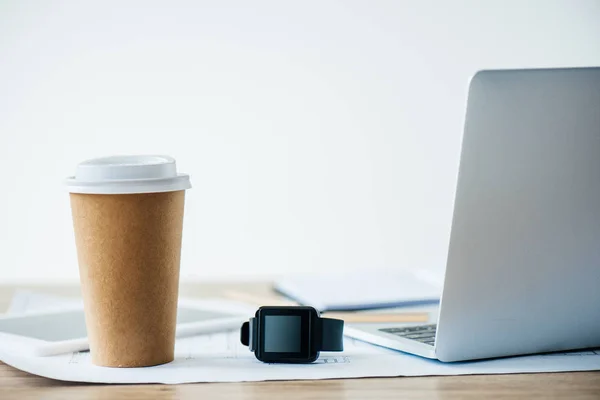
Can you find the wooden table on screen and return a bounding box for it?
[1,283,598,399]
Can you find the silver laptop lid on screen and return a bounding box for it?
[436,68,600,362]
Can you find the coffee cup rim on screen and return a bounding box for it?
[66,155,192,194]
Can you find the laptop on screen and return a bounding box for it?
[344,67,600,362]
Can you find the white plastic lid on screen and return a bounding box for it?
[66,155,191,194]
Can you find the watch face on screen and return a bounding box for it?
[255,306,319,363]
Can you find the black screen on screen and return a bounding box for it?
[263,315,302,353]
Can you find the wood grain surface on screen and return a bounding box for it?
[0,283,599,400]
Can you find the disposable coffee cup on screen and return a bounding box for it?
[66,155,191,367]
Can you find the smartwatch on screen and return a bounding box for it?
[240,306,344,363]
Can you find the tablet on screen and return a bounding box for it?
[0,303,246,356]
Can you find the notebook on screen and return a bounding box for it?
[273,269,443,311]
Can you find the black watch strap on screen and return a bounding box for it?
[320,317,344,351]
[241,321,250,346]
[240,319,256,350]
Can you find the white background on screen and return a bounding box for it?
[1,1,599,283]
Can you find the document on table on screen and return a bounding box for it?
[274,268,443,311]
[0,290,599,384]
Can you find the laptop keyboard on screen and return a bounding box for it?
[379,324,437,347]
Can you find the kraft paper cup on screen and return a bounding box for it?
[66,155,191,367]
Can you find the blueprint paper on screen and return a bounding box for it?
[6,290,82,314]
[0,291,599,384]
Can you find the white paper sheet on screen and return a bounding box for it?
[1,291,599,384]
